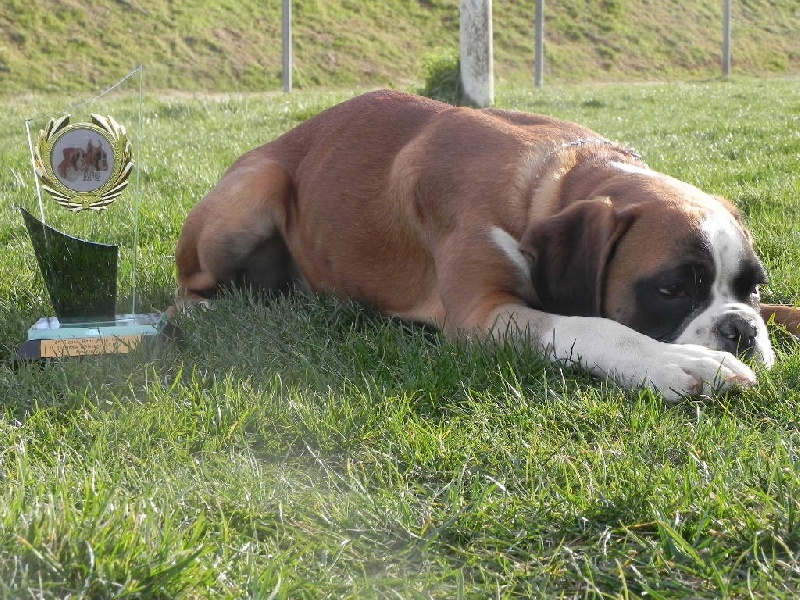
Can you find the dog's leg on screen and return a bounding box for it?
[486,305,757,402]
[432,244,755,401]
[175,157,298,307]
[433,228,758,401]
[761,303,800,338]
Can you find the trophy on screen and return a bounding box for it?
[16,69,168,359]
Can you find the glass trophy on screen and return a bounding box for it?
[16,67,166,359]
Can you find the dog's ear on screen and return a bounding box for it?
[519,197,635,316]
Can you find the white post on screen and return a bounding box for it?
[721,0,732,78]
[534,0,544,88]
[282,0,292,92]
[460,0,494,107]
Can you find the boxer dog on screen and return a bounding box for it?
[175,90,799,402]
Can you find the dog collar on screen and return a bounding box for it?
[553,138,643,161]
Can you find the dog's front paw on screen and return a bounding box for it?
[632,343,756,403]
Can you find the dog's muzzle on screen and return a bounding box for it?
[713,309,770,364]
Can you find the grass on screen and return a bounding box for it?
[1,77,800,597]
[1,0,799,94]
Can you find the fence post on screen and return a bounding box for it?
[722,0,731,78]
[460,0,494,107]
[282,0,292,92]
[534,0,544,88]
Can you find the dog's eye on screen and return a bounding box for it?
[658,283,688,298]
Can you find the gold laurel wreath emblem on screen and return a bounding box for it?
[34,114,133,212]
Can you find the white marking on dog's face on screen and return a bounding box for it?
[674,207,775,367]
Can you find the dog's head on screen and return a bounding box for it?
[520,161,775,367]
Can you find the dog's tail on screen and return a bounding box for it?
[761,303,800,338]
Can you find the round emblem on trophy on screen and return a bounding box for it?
[34,114,133,212]
[50,127,115,192]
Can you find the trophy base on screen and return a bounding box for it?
[15,313,175,359]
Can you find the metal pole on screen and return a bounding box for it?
[534,0,544,88]
[282,0,292,92]
[722,0,731,78]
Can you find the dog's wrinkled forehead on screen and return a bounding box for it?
[648,173,764,295]
[611,161,754,258]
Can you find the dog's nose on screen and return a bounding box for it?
[715,313,759,356]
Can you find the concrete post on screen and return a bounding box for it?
[460,0,494,107]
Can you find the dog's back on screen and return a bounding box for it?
[176,90,597,315]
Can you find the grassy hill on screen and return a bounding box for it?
[1,0,798,93]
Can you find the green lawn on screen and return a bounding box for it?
[2,78,800,598]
